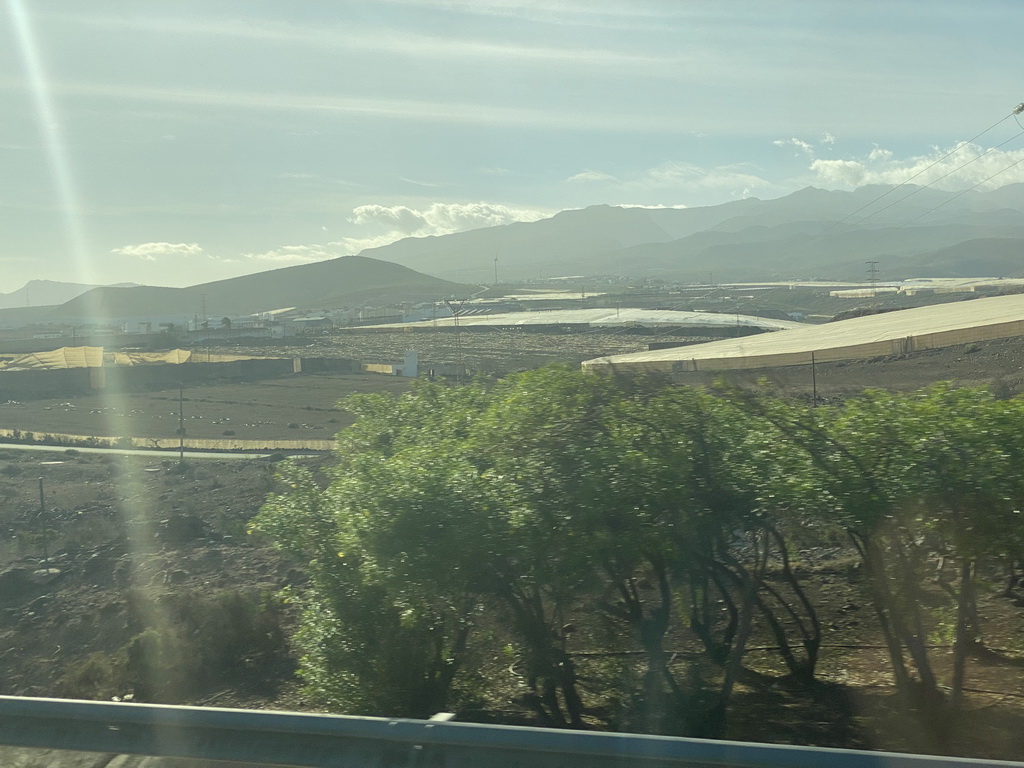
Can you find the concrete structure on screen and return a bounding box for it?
[583,293,1024,375]
[362,350,420,377]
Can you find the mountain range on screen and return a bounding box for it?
[360,184,1024,283]
[0,257,472,326]
[5,183,1024,326]
[0,280,139,311]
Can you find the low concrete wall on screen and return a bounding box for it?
[299,357,359,374]
[0,428,333,452]
[362,363,397,374]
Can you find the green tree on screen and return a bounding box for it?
[745,384,1024,747]
[254,385,487,716]
[257,367,825,733]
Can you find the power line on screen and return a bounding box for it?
[890,152,1024,231]
[838,127,1024,232]
[818,104,1024,237]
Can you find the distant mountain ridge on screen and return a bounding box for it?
[0,280,138,310]
[0,256,472,325]
[357,184,1024,283]
[8,184,1024,326]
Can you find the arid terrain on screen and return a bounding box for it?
[0,373,412,443]
[2,333,1024,760]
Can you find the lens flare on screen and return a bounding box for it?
[7,1,171,703]
[6,0,96,287]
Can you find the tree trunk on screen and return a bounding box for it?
[950,558,974,711]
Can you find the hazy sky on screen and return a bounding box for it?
[3,0,1024,292]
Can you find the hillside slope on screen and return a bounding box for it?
[44,256,473,321]
[360,184,1024,282]
[0,280,138,310]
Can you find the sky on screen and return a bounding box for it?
[2,0,1024,293]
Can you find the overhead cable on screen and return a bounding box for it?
[841,127,1024,230]
[819,104,1023,236]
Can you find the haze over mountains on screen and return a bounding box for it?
[362,184,1024,283]
[0,257,473,325]
[6,184,1024,325]
[0,280,139,311]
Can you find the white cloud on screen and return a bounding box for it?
[399,176,443,188]
[10,77,708,135]
[614,203,688,210]
[809,158,867,187]
[240,244,342,264]
[42,11,680,71]
[773,137,814,156]
[239,202,552,263]
[111,242,203,261]
[773,133,837,156]
[566,170,619,183]
[349,205,428,234]
[640,161,770,193]
[329,233,418,254]
[564,161,771,202]
[810,142,1024,190]
[344,201,549,248]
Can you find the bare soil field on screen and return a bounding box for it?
[0,450,317,704]
[227,328,705,374]
[6,329,1020,450]
[0,373,411,443]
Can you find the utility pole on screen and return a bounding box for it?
[493,256,498,285]
[178,384,186,465]
[37,477,49,567]
[811,352,818,407]
[444,298,467,385]
[866,261,880,294]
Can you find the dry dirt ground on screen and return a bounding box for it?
[3,335,1024,760]
[226,328,706,375]
[0,373,411,442]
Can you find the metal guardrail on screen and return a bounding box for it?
[0,696,1022,768]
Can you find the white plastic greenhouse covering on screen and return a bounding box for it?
[0,348,263,371]
[582,293,1024,374]
[362,308,803,331]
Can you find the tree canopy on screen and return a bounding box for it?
[253,366,1024,747]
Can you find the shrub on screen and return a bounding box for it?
[119,589,288,702]
[59,651,126,700]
